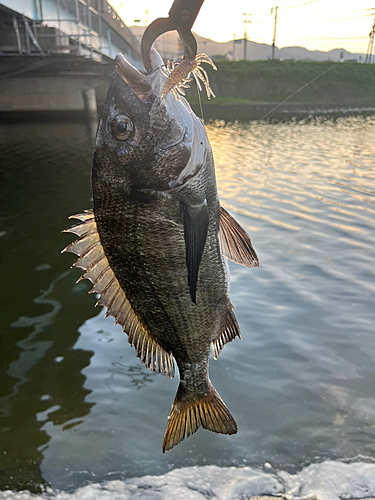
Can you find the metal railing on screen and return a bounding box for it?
[0,0,142,65]
[0,1,182,66]
[12,18,45,56]
[4,17,105,61]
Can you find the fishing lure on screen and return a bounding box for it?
[160,53,217,101]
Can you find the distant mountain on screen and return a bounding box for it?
[277,46,364,62]
[194,33,365,62]
[129,25,365,62]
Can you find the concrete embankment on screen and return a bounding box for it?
[0,54,115,116]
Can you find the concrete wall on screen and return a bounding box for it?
[0,77,98,113]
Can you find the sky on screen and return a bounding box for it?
[109,0,375,54]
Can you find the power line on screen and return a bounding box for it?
[311,13,375,23]
[281,0,320,9]
[298,36,368,40]
[249,7,375,21]
[275,13,374,26]
[232,4,375,52]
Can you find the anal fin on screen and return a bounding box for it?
[162,381,237,453]
[219,206,259,267]
[212,308,241,360]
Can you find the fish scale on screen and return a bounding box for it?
[94,186,223,360]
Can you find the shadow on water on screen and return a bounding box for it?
[109,362,155,390]
[0,115,98,492]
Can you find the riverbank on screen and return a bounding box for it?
[201,60,375,102]
[185,60,375,120]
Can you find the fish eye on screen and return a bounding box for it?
[111,115,134,140]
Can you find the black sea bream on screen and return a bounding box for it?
[63,49,259,452]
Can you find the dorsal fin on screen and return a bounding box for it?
[62,211,175,379]
[212,307,241,360]
[219,207,259,267]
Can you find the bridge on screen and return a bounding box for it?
[0,0,143,114]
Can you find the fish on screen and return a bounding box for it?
[62,49,259,452]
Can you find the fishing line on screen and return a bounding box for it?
[260,62,339,120]
[197,84,205,123]
[282,0,321,9]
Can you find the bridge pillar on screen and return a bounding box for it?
[82,88,98,117]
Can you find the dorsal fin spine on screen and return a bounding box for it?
[63,211,175,379]
[71,241,100,267]
[104,287,121,318]
[114,298,126,324]
[78,254,106,282]
[89,266,111,294]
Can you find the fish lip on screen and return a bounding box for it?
[115,53,152,101]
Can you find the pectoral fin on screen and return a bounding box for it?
[181,201,209,304]
[219,207,259,267]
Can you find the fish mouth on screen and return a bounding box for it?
[115,54,152,102]
[115,50,192,155]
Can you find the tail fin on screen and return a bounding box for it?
[162,382,237,453]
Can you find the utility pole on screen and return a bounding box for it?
[242,13,251,61]
[271,6,278,60]
[365,18,375,63]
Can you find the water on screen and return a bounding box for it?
[1,114,375,499]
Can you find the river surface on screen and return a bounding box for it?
[1,114,375,499]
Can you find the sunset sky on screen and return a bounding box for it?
[110,0,375,54]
